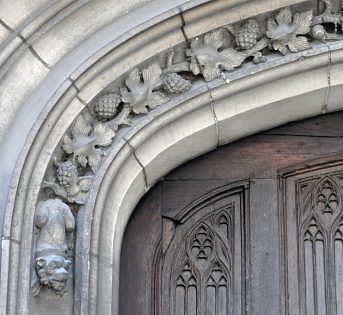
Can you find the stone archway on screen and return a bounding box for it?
[0,1,343,315]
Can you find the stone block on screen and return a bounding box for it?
[211,52,330,145]
[30,0,155,68]
[0,48,49,147]
[130,93,217,187]
[0,0,51,31]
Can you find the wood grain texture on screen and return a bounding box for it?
[119,183,162,315]
[120,111,343,315]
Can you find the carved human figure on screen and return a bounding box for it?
[31,198,75,296]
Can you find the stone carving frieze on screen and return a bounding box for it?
[42,1,343,208]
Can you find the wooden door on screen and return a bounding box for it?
[120,112,343,315]
[282,160,343,315]
[160,183,249,315]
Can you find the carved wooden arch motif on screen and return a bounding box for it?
[2,1,343,314]
[280,157,343,315]
[153,182,250,315]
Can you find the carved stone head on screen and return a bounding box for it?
[33,254,71,297]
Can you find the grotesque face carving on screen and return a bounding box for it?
[35,255,71,296]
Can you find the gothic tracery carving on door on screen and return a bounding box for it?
[283,162,343,315]
[159,183,249,315]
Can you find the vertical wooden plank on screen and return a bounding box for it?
[119,183,162,315]
[305,240,315,315]
[206,286,215,315]
[249,179,280,315]
[335,240,343,314]
[217,285,227,315]
[315,240,326,315]
[175,286,185,315]
[187,285,197,315]
[284,175,300,315]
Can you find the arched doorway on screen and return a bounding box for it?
[120,111,343,315]
[2,1,343,314]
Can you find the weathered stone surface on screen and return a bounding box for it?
[0,23,11,46]
[0,48,49,146]
[0,0,51,31]
[1,1,343,315]
[31,199,75,297]
[30,0,155,68]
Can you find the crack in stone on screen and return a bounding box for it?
[28,45,51,69]
[0,18,51,70]
[126,140,149,191]
[68,77,80,93]
[179,8,190,45]
[207,87,220,147]
[0,18,14,33]
[322,45,332,114]
[68,78,92,112]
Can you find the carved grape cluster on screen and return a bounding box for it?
[163,73,192,94]
[235,20,261,50]
[44,1,342,206]
[93,93,121,121]
[56,161,78,188]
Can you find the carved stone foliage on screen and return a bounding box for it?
[31,199,75,297]
[62,115,116,173]
[43,160,93,204]
[186,29,246,82]
[169,203,238,315]
[121,63,169,114]
[41,0,342,209]
[266,7,313,55]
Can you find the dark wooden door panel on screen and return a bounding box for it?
[281,160,343,315]
[119,183,162,315]
[120,112,343,315]
[249,179,280,315]
[161,183,248,315]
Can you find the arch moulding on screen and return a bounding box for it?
[1,1,343,315]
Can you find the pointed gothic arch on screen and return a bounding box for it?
[1,1,343,314]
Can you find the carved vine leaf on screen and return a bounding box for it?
[42,161,93,204]
[62,115,115,173]
[42,5,342,209]
[120,63,169,115]
[186,29,246,82]
[266,7,313,55]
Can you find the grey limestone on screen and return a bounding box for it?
[0,1,343,315]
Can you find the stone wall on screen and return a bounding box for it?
[0,0,343,314]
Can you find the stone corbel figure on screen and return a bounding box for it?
[31,198,75,297]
